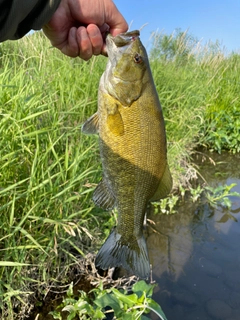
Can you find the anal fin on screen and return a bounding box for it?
[151,164,173,201]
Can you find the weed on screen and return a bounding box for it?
[152,195,179,215]
[204,183,240,209]
[189,185,204,202]
[50,280,167,320]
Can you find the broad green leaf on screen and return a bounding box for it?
[147,299,168,320]
[75,300,90,311]
[67,311,78,320]
[231,192,240,197]
[92,308,105,319]
[62,305,76,313]
[111,288,138,306]
[121,313,136,320]
[222,197,231,209]
[132,280,156,298]
[63,298,77,305]
[94,292,121,313]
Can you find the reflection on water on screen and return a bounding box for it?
[147,152,240,320]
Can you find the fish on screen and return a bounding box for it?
[82,30,172,279]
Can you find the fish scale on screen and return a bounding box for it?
[82,30,172,278]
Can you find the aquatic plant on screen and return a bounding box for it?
[189,185,204,203]
[50,280,167,320]
[204,183,240,209]
[152,194,179,215]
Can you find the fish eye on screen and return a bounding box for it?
[133,53,143,64]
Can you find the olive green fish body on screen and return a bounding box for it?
[82,30,172,278]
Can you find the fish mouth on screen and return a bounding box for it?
[107,30,140,48]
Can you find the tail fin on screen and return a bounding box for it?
[95,228,150,279]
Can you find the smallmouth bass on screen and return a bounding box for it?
[82,30,172,279]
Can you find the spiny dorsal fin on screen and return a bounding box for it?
[150,164,173,201]
[93,178,115,210]
[82,112,99,134]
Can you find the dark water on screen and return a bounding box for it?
[147,152,240,320]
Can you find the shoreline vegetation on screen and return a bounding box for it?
[0,30,239,319]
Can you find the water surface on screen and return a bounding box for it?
[147,152,240,320]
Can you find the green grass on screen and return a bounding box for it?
[0,30,239,318]
[151,30,240,156]
[0,32,109,317]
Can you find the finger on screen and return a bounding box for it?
[86,24,104,56]
[99,23,110,37]
[105,2,128,36]
[101,44,108,57]
[99,24,110,56]
[76,27,93,61]
[61,27,79,57]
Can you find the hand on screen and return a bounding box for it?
[43,0,128,60]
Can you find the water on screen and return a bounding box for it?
[147,152,240,320]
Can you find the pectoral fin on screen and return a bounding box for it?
[82,112,99,134]
[150,164,173,201]
[107,109,124,136]
[93,178,115,210]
